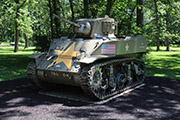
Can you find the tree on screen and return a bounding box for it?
[24,34,29,48]
[53,0,59,37]
[0,0,179,52]
[14,0,27,52]
[83,0,89,17]
[136,0,143,29]
[19,7,33,49]
[161,0,175,51]
[106,0,114,16]
[48,0,53,40]
[154,0,160,51]
[165,10,170,51]
[69,0,74,21]
[89,0,99,18]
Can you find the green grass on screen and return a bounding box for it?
[0,42,11,45]
[145,46,180,80]
[0,46,35,81]
[0,44,179,81]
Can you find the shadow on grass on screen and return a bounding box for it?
[0,55,31,81]
[168,54,180,58]
[145,54,180,80]
[0,77,180,119]
[20,48,37,52]
[0,47,14,53]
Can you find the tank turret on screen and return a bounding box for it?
[53,14,118,38]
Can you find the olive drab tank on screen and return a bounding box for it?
[27,14,146,100]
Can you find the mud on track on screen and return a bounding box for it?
[0,77,180,120]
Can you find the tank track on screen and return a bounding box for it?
[80,58,145,100]
[26,61,56,90]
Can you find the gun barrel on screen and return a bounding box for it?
[53,14,80,28]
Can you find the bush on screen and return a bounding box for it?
[34,35,51,52]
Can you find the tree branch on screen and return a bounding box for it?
[17,0,27,10]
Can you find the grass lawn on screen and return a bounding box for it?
[0,45,179,81]
[0,42,11,45]
[145,46,180,80]
[0,46,35,81]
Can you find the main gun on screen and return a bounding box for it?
[53,14,80,28]
[53,14,91,37]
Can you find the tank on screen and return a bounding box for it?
[27,14,146,100]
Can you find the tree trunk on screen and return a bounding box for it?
[154,0,160,51]
[14,0,27,52]
[53,0,59,37]
[14,7,19,52]
[89,0,98,18]
[128,6,136,34]
[83,0,89,18]
[165,37,170,51]
[24,34,29,49]
[69,0,74,21]
[165,10,170,51]
[106,0,114,16]
[59,0,66,28]
[136,0,143,28]
[48,0,53,40]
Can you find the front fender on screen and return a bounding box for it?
[29,52,45,65]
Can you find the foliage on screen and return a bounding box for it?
[0,0,15,42]
[111,0,138,36]
[144,0,180,46]
[33,35,50,52]
[0,0,179,50]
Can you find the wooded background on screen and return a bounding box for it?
[0,0,180,52]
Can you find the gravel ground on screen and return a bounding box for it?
[0,77,180,120]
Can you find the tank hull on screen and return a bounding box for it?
[30,35,146,72]
[36,70,80,86]
[27,35,146,100]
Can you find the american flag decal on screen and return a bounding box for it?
[101,44,116,54]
